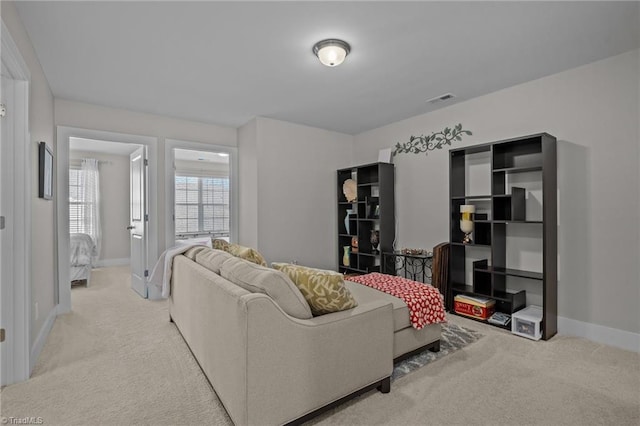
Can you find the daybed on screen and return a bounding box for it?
[168,248,442,426]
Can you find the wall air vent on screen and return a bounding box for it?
[426,93,456,104]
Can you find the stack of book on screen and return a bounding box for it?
[488,312,512,327]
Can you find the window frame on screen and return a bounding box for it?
[68,166,96,235]
[165,139,238,249]
[174,174,230,237]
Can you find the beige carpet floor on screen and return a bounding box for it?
[1,266,638,425]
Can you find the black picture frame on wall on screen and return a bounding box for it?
[38,141,53,200]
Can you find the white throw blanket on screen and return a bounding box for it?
[70,233,97,266]
[148,243,206,298]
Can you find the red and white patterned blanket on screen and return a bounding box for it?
[348,273,446,330]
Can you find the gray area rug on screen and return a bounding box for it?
[392,322,482,381]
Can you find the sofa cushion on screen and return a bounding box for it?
[272,263,358,316]
[220,257,312,319]
[344,280,410,331]
[183,246,209,260]
[194,248,234,274]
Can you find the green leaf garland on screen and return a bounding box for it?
[392,123,472,156]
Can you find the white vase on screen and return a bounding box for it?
[345,209,354,235]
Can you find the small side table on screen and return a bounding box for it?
[382,251,433,284]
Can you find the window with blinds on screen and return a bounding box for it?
[175,175,230,237]
[69,168,94,234]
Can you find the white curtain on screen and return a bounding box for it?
[81,159,101,260]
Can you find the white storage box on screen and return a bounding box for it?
[511,305,543,340]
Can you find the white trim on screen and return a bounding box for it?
[94,258,130,267]
[558,316,640,353]
[29,305,58,372]
[164,139,238,248]
[57,127,158,311]
[1,22,30,81]
[1,19,32,385]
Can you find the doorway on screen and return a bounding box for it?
[68,138,145,294]
[1,20,31,385]
[56,127,158,312]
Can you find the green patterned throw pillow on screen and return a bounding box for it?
[225,243,267,266]
[212,238,230,251]
[272,263,358,316]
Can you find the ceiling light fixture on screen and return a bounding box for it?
[312,39,351,67]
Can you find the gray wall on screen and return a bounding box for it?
[353,49,640,334]
[69,151,130,262]
[239,117,353,268]
[54,99,238,258]
[2,1,56,345]
[238,118,258,248]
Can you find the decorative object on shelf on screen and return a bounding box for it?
[342,246,351,266]
[342,179,357,202]
[344,209,354,235]
[370,230,380,253]
[460,204,475,244]
[392,123,472,157]
[351,236,359,253]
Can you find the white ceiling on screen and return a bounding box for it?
[16,1,640,135]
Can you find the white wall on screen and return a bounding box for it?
[238,118,258,248]
[54,99,238,255]
[2,1,56,346]
[353,49,640,335]
[239,117,353,268]
[69,151,130,262]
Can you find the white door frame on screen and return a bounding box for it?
[164,139,238,248]
[56,127,158,312]
[1,20,32,385]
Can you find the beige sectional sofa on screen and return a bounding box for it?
[169,249,441,426]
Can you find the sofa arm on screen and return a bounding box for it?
[242,294,394,426]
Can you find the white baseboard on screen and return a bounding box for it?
[558,316,640,352]
[30,305,58,373]
[94,258,130,267]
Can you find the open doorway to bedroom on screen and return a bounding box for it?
[68,138,142,288]
[56,127,158,313]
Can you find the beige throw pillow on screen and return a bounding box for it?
[272,263,358,316]
[212,239,267,267]
[220,257,312,319]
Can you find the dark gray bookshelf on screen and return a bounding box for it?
[337,163,395,275]
[449,133,557,340]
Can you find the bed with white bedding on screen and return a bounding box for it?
[70,233,97,286]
